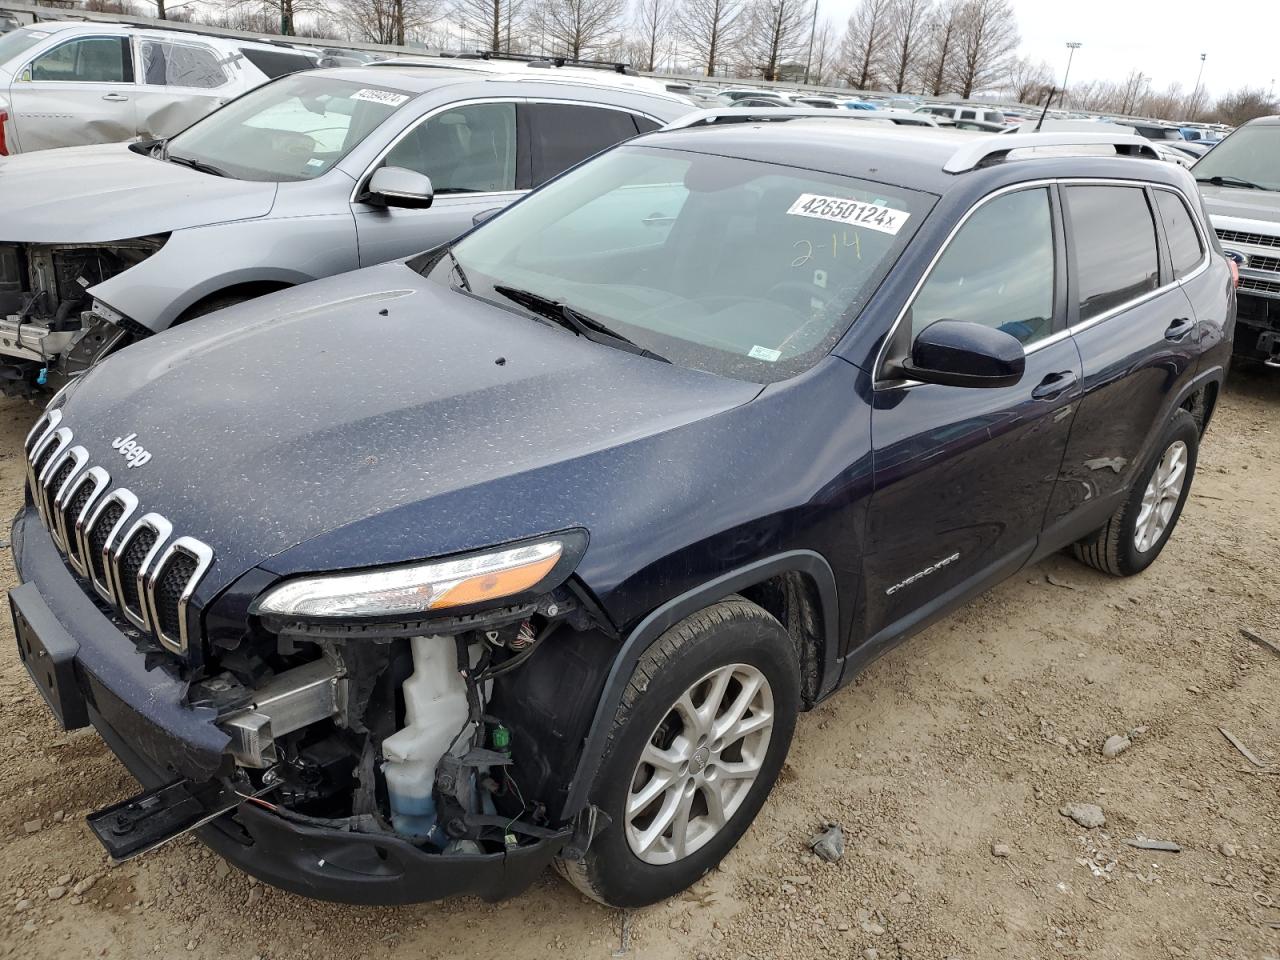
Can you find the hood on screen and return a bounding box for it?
[55,263,758,599]
[1199,185,1280,229]
[0,143,277,243]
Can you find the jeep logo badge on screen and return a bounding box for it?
[111,433,152,469]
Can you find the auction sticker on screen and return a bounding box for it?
[787,194,909,235]
[353,88,410,107]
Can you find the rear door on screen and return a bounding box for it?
[9,34,137,151]
[865,185,1082,641]
[352,99,523,267]
[1046,182,1201,534]
[133,37,235,140]
[526,101,647,188]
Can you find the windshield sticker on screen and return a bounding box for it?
[787,194,910,235]
[352,88,410,107]
[748,345,782,362]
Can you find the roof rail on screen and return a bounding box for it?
[446,50,635,75]
[662,107,893,130]
[943,132,1160,174]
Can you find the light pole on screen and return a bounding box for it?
[1061,41,1082,110]
[803,1,819,85]
[1192,53,1207,117]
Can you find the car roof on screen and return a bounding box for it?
[15,20,313,52]
[639,118,1184,196]
[319,63,692,106]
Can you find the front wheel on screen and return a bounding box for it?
[559,597,800,907]
[1072,408,1199,577]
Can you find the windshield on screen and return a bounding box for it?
[164,74,412,181]
[0,27,49,67]
[438,145,931,382]
[1193,124,1280,190]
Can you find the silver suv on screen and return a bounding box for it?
[0,21,317,154]
[0,65,693,393]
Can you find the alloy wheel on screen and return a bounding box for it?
[1134,440,1188,553]
[624,663,775,866]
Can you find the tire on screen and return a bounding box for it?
[175,294,252,324]
[1072,409,1199,577]
[558,597,800,908]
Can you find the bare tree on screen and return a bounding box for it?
[1212,86,1278,126]
[1004,55,1053,105]
[839,0,892,90]
[532,0,626,59]
[680,0,746,76]
[1116,69,1149,115]
[950,0,1018,98]
[454,0,524,51]
[808,16,837,85]
[629,0,670,71]
[882,0,930,93]
[739,0,811,80]
[918,0,962,95]
[228,0,327,35]
[339,0,439,43]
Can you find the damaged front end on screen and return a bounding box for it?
[13,431,614,902]
[0,237,165,396]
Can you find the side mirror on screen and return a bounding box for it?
[366,166,434,209]
[472,207,502,226]
[902,319,1025,388]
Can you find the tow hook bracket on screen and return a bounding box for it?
[86,778,243,862]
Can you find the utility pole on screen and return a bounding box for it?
[1060,41,1081,110]
[1192,52,1207,118]
[803,0,819,85]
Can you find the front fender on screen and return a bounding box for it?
[89,215,361,331]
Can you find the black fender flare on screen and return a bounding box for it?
[558,549,840,820]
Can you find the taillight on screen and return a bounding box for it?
[0,109,8,157]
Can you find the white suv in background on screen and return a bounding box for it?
[0,21,317,154]
[915,103,1008,125]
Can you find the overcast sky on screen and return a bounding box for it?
[817,0,1280,97]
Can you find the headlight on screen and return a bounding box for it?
[251,536,579,620]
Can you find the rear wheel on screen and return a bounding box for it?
[1072,409,1199,577]
[558,597,800,907]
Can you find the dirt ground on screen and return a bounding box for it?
[0,366,1276,960]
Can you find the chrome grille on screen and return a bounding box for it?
[1239,276,1280,295]
[1216,228,1280,249]
[23,411,213,654]
[1248,253,1280,273]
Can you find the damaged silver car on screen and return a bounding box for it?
[0,62,691,395]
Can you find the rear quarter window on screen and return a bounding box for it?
[1065,185,1160,321]
[1153,190,1205,278]
[239,48,315,79]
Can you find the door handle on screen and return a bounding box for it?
[101,93,129,102]
[1031,370,1078,401]
[641,215,675,227]
[1164,317,1196,342]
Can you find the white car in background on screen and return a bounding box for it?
[0,21,317,154]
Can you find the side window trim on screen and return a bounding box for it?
[1146,185,1175,288]
[350,96,526,204]
[876,180,1059,385]
[23,34,134,85]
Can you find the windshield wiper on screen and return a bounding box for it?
[492,285,669,363]
[166,153,228,178]
[1195,174,1269,191]
[446,248,471,291]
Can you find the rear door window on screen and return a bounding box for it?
[528,102,642,187]
[29,36,131,82]
[910,187,1056,346]
[1153,190,1206,278]
[141,41,228,88]
[1065,186,1160,321]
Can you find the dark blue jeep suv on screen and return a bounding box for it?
[11,116,1235,908]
